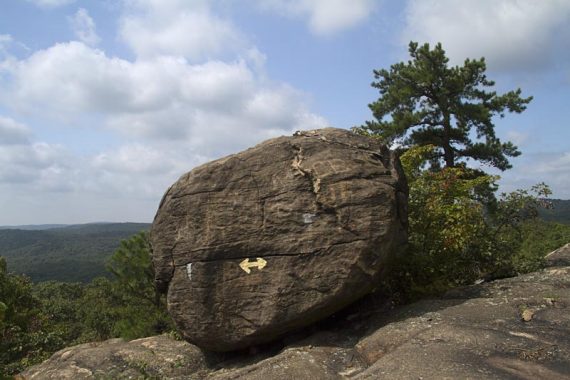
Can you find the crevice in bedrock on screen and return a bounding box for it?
[290,143,320,195]
[290,143,328,222]
[290,145,305,178]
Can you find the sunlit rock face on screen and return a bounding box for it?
[150,128,408,352]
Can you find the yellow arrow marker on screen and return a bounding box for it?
[239,257,267,274]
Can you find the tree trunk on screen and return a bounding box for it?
[442,112,455,167]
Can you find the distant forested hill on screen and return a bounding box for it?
[0,223,150,282]
[540,199,570,224]
[0,224,68,230]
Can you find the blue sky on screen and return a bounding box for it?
[0,0,569,224]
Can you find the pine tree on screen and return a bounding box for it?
[358,42,532,171]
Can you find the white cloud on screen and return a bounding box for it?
[1,42,135,116]
[0,123,71,189]
[257,0,377,35]
[0,0,331,224]
[69,8,100,46]
[498,152,570,199]
[506,130,529,146]
[0,34,30,57]
[0,119,194,201]
[403,0,570,71]
[89,143,207,198]
[0,118,193,200]
[93,144,180,175]
[119,0,244,60]
[0,41,326,158]
[0,116,31,145]
[0,40,327,211]
[26,0,75,8]
[527,152,570,175]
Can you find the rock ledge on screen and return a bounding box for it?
[22,244,570,379]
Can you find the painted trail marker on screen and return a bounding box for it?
[186,263,192,280]
[239,258,267,274]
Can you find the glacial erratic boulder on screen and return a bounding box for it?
[150,128,408,351]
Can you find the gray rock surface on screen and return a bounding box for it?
[20,334,209,380]
[545,242,570,267]
[150,128,408,351]
[354,267,570,379]
[22,244,570,379]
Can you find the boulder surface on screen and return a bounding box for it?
[150,128,408,351]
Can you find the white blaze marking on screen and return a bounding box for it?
[303,213,316,224]
[186,263,192,280]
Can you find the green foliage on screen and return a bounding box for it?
[484,184,553,277]
[0,223,150,282]
[106,232,157,307]
[0,257,45,376]
[514,220,570,273]
[494,183,552,228]
[0,232,174,376]
[32,281,87,344]
[385,145,561,301]
[395,146,495,296]
[539,199,570,224]
[74,232,173,341]
[354,42,559,302]
[357,41,532,171]
[102,232,173,340]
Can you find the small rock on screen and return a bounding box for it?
[521,308,535,322]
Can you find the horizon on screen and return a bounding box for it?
[0,221,151,229]
[1,1,569,225]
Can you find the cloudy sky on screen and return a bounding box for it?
[1,0,569,225]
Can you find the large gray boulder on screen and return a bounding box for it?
[150,128,408,351]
